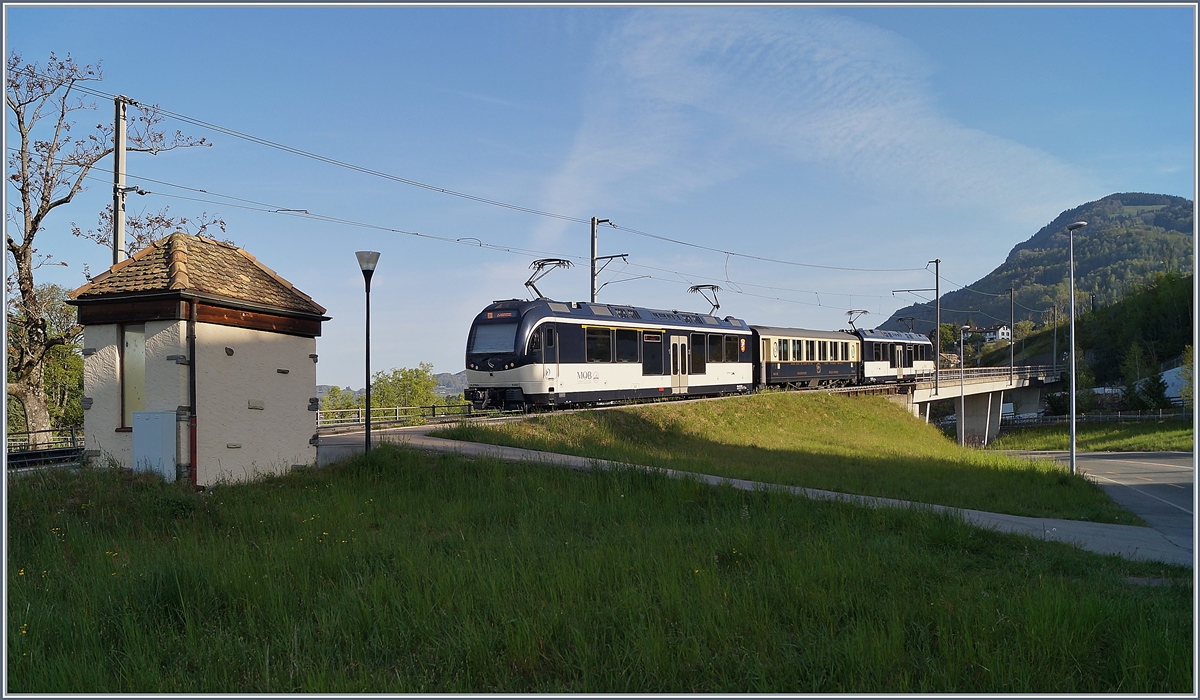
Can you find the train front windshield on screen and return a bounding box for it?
[470,322,519,354]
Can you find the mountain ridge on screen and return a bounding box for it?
[881,192,1193,332]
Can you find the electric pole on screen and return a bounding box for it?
[590,216,610,303]
[932,259,940,395]
[112,95,128,266]
[1009,287,1014,385]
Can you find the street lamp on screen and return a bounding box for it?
[1066,221,1087,476]
[356,251,381,454]
[959,325,970,447]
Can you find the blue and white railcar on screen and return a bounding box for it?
[464,299,754,409]
[750,326,862,388]
[854,328,936,383]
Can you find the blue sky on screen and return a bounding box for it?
[5,5,1194,389]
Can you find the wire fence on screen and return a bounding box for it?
[999,409,1193,428]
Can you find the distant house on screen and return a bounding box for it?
[68,233,329,487]
[980,325,1011,343]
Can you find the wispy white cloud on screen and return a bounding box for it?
[536,9,1094,244]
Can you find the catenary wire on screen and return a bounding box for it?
[76,169,887,312]
[24,73,929,275]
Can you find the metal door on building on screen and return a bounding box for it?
[670,335,689,394]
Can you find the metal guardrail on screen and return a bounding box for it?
[7,427,83,452]
[7,427,85,469]
[316,403,485,428]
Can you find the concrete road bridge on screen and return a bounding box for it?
[890,365,1062,446]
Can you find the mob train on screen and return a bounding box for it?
[464,298,935,410]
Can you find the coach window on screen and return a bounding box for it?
[831,342,840,361]
[725,335,739,363]
[804,340,814,362]
[779,339,789,362]
[690,333,707,374]
[791,340,802,361]
[845,342,853,361]
[528,328,542,354]
[615,329,639,363]
[586,328,612,362]
[817,341,826,361]
[708,334,723,363]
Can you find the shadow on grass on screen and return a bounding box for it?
[434,402,1142,525]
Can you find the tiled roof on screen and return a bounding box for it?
[70,233,326,316]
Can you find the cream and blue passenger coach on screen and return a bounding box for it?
[464,299,754,409]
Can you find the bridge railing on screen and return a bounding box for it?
[914,365,1059,386]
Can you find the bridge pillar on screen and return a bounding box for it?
[1006,386,1043,417]
[957,390,1004,447]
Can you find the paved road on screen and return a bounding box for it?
[1010,451,1194,554]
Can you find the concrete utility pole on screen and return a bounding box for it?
[112,95,128,266]
[1009,287,1014,386]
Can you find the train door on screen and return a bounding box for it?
[894,344,904,379]
[542,324,558,386]
[670,334,689,394]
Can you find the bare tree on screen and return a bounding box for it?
[72,205,230,262]
[6,51,210,445]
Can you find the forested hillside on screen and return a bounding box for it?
[883,193,1193,332]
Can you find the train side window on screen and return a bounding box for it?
[819,341,828,361]
[831,342,839,361]
[872,343,881,362]
[642,333,663,375]
[889,344,898,368]
[806,340,815,362]
[528,328,542,354]
[779,339,790,361]
[792,340,803,361]
[708,334,723,363]
[615,329,639,363]
[545,326,555,348]
[725,335,739,363]
[690,333,707,374]
[841,342,849,362]
[586,328,612,362]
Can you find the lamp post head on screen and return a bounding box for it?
[356,250,380,273]
[1066,221,1087,231]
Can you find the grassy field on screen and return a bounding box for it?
[7,447,1192,693]
[989,421,1194,453]
[434,393,1140,525]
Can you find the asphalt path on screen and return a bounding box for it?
[1010,451,1194,553]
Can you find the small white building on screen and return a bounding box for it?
[980,325,1011,343]
[68,233,329,487]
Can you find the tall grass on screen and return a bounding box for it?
[435,393,1140,524]
[7,448,1191,693]
[989,421,1194,453]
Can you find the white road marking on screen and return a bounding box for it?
[1105,458,1195,472]
[1087,471,1194,515]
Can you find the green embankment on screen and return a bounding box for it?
[435,392,1139,524]
[990,421,1193,453]
[7,448,1191,693]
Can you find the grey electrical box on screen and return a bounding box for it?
[132,411,176,483]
